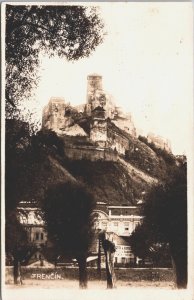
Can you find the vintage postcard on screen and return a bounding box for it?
[1,1,193,300]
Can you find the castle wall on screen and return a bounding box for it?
[112,119,137,137]
[64,146,118,161]
[90,118,107,148]
[42,76,138,158]
[107,123,129,155]
[147,133,171,152]
[42,98,72,135]
[86,74,116,119]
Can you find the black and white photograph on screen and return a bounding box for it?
[1,2,193,300]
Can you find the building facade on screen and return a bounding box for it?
[92,202,143,265]
[93,203,143,236]
[17,201,143,266]
[17,202,47,248]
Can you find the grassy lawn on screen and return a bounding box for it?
[5,278,175,289]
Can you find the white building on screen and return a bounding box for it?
[17,201,47,248]
[93,203,143,236]
[93,202,143,265]
[17,201,143,266]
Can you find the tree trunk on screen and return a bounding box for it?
[97,238,101,279]
[104,250,116,289]
[77,255,88,289]
[142,258,145,267]
[171,253,187,288]
[13,258,22,285]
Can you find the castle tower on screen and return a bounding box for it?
[87,74,103,103]
[90,107,107,148]
[42,97,71,135]
[86,74,104,115]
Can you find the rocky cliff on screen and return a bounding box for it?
[61,129,177,206]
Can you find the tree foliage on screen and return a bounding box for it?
[42,181,96,288]
[5,119,31,212]
[144,164,187,245]
[5,210,33,284]
[6,211,29,260]
[42,182,95,258]
[5,119,73,283]
[5,118,70,216]
[130,224,171,267]
[132,163,187,287]
[6,4,104,113]
[130,224,151,260]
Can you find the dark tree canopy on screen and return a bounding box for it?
[144,165,187,245]
[129,224,151,260]
[5,119,69,212]
[5,119,31,212]
[136,164,187,287]
[129,223,171,267]
[42,182,96,259]
[6,211,29,259]
[6,4,104,113]
[42,181,96,288]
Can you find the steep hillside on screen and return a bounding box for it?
[62,129,177,206]
[65,116,176,183]
[108,121,175,180]
[125,135,170,180]
[19,155,77,204]
[64,159,154,205]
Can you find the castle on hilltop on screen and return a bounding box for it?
[42,74,137,156]
[42,74,171,158]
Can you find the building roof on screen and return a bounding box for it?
[87,73,102,78]
[49,97,66,103]
[109,206,143,216]
[95,203,143,217]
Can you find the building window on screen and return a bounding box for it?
[41,233,44,240]
[122,257,126,264]
[124,222,129,231]
[35,232,39,240]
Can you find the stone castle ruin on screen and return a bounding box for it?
[147,132,171,153]
[42,74,137,158]
[42,74,171,159]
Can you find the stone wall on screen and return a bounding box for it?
[42,98,73,135]
[90,118,107,148]
[107,122,129,155]
[147,133,171,152]
[112,118,137,137]
[64,146,118,162]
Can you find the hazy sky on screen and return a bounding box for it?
[26,2,193,155]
